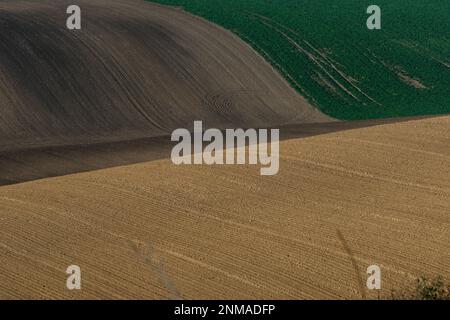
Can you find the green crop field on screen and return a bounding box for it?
[149,0,450,120]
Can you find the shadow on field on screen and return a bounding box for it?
[0,115,439,186]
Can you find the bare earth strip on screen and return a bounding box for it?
[0,116,449,299]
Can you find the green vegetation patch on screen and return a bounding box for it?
[149,0,450,120]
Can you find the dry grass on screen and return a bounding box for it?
[392,276,450,300]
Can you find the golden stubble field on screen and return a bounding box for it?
[1,116,449,299]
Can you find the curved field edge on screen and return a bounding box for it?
[149,0,450,120]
